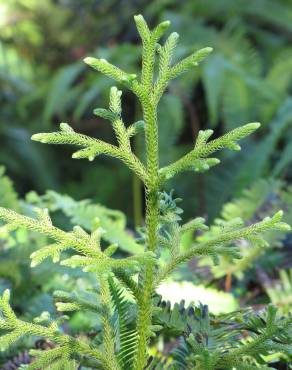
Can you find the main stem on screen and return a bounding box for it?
[135,98,159,368]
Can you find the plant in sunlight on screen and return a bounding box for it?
[0,15,291,369]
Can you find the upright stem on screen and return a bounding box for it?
[132,101,144,228]
[132,173,143,228]
[135,98,159,369]
[133,20,161,368]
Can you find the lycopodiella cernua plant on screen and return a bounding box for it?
[0,15,291,370]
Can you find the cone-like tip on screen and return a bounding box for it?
[60,122,73,132]
[110,86,123,96]
[160,20,171,29]
[205,47,213,53]
[283,223,291,231]
[83,56,96,65]
[31,133,43,141]
[134,14,143,22]
[249,122,261,130]
[3,289,10,300]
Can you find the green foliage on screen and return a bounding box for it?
[26,190,143,254]
[0,168,147,365]
[157,304,292,370]
[195,179,292,280]
[147,300,292,369]
[265,269,292,316]
[2,0,292,222]
[159,122,260,181]
[109,277,137,369]
[0,167,19,211]
[0,14,291,370]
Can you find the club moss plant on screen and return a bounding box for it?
[0,15,291,370]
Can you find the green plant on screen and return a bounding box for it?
[194,179,292,282]
[0,167,146,366]
[0,15,291,369]
[265,269,292,316]
[3,0,292,222]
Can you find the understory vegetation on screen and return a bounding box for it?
[0,1,291,369]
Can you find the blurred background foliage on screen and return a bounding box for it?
[1,0,292,222]
[0,0,292,367]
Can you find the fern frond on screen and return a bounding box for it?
[113,268,140,301]
[109,277,137,370]
[98,274,120,370]
[159,303,292,369]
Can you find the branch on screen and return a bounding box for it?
[217,305,292,368]
[159,122,261,181]
[95,86,135,151]
[32,123,148,184]
[0,206,101,259]
[154,43,212,103]
[0,290,106,367]
[53,290,102,314]
[0,207,153,273]
[168,47,213,80]
[134,15,170,89]
[83,56,141,96]
[155,211,290,285]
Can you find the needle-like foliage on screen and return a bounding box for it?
[0,14,291,370]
